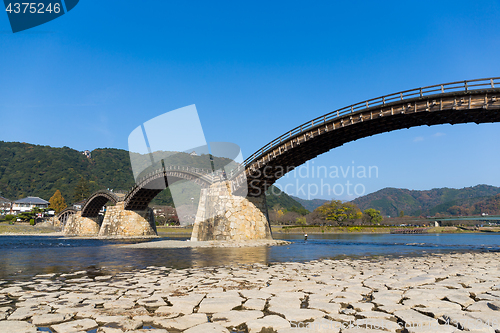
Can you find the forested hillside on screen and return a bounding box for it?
[289,196,328,211]
[352,185,500,217]
[0,141,305,210]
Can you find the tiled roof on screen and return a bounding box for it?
[14,197,49,204]
[0,196,11,203]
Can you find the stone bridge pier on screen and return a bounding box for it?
[64,202,157,237]
[98,202,157,237]
[191,181,273,241]
[64,212,102,236]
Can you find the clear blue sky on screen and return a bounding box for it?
[1,1,499,200]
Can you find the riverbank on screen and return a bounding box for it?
[4,224,497,237]
[272,225,500,234]
[0,222,61,235]
[1,252,500,332]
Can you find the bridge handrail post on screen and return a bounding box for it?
[491,79,495,88]
[441,84,444,93]
[464,80,468,92]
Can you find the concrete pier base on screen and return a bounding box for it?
[98,202,157,237]
[64,212,101,236]
[191,181,272,241]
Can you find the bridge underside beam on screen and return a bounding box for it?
[81,190,121,217]
[245,91,500,195]
[125,188,164,211]
[81,196,110,217]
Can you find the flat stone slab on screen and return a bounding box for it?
[246,314,291,333]
[268,306,325,322]
[32,313,73,325]
[243,298,266,311]
[154,313,208,331]
[0,320,37,333]
[51,318,99,333]
[198,296,243,313]
[212,310,264,327]
[184,322,230,333]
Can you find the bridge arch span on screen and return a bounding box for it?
[57,208,77,226]
[81,190,122,217]
[124,168,213,211]
[240,78,500,196]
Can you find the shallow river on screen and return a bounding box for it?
[1,233,499,281]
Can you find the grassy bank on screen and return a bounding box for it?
[156,226,193,237]
[155,225,500,236]
[0,222,59,235]
[271,225,500,234]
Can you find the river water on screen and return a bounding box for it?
[0,233,499,281]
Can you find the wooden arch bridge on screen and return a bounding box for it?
[58,77,500,238]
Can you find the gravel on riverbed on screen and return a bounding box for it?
[1,252,500,332]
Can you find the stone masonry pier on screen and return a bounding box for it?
[99,202,157,237]
[63,212,101,236]
[191,181,272,241]
[63,203,157,238]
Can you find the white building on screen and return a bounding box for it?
[11,197,49,214]
[0,196,11,214]
[72,200,86,211]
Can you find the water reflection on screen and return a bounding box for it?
[0,233,498,281]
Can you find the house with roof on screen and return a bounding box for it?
[72,200,86,211]
[0,196,12,214]
[11,197,49,214]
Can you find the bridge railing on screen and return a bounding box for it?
[133,164,228,187]
[242,77,500,168]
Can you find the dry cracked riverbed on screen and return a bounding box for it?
[1,252,500,333]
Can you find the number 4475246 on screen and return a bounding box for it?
[5,3,61,14]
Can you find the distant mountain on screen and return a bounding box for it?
[267,188,306,211]
[0,141,304,210]
[351,185,500,217]
[289,196,329,212]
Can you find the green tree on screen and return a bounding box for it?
[316,200,362,226]
[296,216,307,226]
[290,206,309,216]
[363,208,383,224]
[49,190,67,213]
[73,177,91,202]
[17,207,43,222]
[399,211,404,218]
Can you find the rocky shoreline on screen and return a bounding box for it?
[1,252,500,332]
